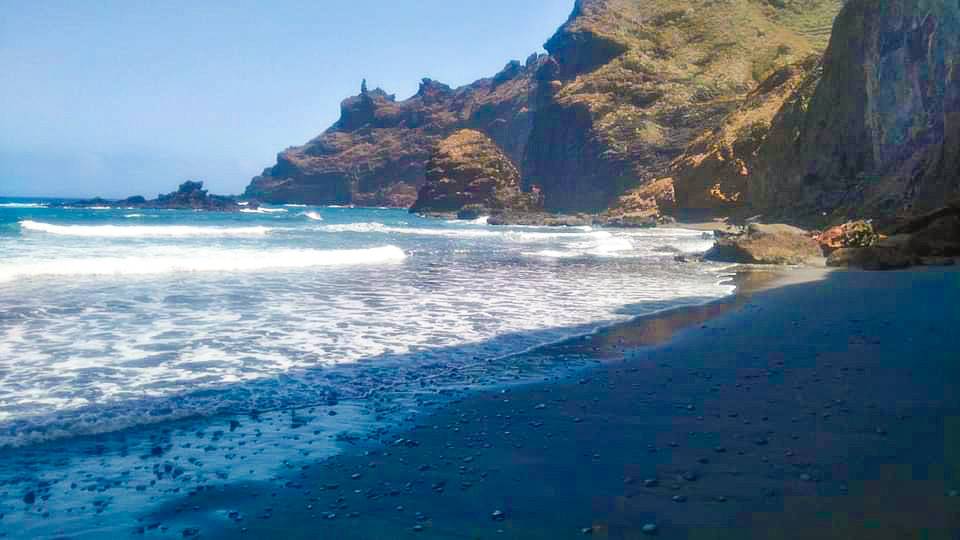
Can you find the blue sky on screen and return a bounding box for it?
[0,0,573,198]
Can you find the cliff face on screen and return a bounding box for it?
[410,130,541,214]
[245,0,842,212]
[244,57,546,207]
[524,0,843,213]
[749,0,960,225]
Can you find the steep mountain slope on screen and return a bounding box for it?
[245,0,841,211]
[523,0,843,213]
[748,0,960,226]
[244,57,545,206]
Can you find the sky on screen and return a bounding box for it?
[0,0,573,198]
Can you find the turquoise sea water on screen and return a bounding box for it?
[0,198,732,446]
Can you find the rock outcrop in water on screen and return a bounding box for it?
[410,130,541,215]
[67,181,240,211]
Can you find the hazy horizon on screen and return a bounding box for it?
[0,0,572,198]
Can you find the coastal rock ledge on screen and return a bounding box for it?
[705,224,823,265]
[409,130,542,216]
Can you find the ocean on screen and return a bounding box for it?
[0,198,733,537]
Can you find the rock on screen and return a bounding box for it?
[62,181,240,212]
[705,223,823,265]
[487,211,595,227]
[642,523,659,535]
[524,0,840,214]
[410,130,541,215]
[456,205,487,220]
[920,257,956,267]
[245,62,546,207]
[750,0,960,223]
[817,221,879,253]
[826,247,915,270]
[900,210,960,257]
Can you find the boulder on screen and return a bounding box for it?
[826,247,916,270]
[705,223,823,265]
[817,221,879,253]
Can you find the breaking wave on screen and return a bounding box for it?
[19,220,273,238]
[0,245,407,283]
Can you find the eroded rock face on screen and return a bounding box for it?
[245,59,546,207]
[826,202,960,269]
[410,130,541,214]
[750,0,960,224]
[705,223,823,265]
[523,0,842,213]
[826,246,916,270]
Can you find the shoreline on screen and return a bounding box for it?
[140,266,960,540]
[5,265,958,539]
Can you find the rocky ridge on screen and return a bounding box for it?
[245,56,546,207]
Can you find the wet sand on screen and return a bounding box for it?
[120,266,960,539]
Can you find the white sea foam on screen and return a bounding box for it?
[446,216,490,225]
[124,213,145,219]
[0,246,406,283]
[88,206,112,210]
[0,202,48,209]
[284,204,308,208]
[321,222,603,241]
[19,220,272,238]
[240,207,288,214]
[302,211,324,221]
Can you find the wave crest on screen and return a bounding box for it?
[19,220,273,238]
[0,246,406,283]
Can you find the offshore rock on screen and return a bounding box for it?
[64,181,240,212]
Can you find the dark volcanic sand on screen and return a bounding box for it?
[127,267,960,540]
[7,268,960,539]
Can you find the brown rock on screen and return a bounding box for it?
[245,60,547,206]
[826,247,916,270]
[409,130,541,214]
[706,223,823,265]
[749,0,960,223]
[817,221,879,253]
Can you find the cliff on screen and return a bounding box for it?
[524,0,843,213]
[410,130,541,215]
[748,0,960,226]
[244,0,841,212]
[244,57,546,207]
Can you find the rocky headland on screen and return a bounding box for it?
[240,0,959,270]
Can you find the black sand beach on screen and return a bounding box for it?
[83,266,956,540]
